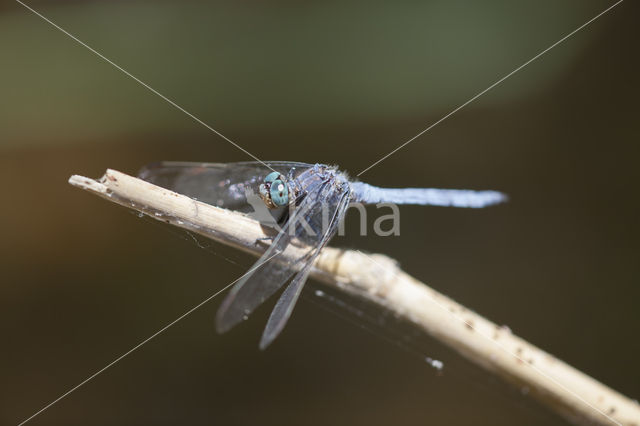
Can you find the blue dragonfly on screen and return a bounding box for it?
[139,161,506,349]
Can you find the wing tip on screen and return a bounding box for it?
[215,296,251,335]
[215,307,237,334]
[258,333,274,351]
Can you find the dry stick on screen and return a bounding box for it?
[69,169,639,426]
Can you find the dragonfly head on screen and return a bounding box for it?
[259,171,290,209]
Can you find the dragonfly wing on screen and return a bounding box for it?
[138,161,313,211]
[216,176,349,335]
[215,196,315,333]
[258,190,351,350]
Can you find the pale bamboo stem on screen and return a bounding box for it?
[69,169,639,426]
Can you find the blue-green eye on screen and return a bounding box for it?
[264,171,280,184]
[269,179,289,207]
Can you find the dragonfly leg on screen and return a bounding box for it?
[276,208,290,227]
[286,167,296,181]
[254,235,275,246]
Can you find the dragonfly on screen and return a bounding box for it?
[139,161,506,349]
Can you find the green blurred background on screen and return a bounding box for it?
[2,0,638,424]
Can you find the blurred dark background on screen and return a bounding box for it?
[2,1,638,425]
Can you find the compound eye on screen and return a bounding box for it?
[269,179,289,207]
[264,171,281,184]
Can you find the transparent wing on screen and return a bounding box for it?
[258,190,351,349]
[215,196,316,333]
[216,177,348,335]
[138,161,313,211]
